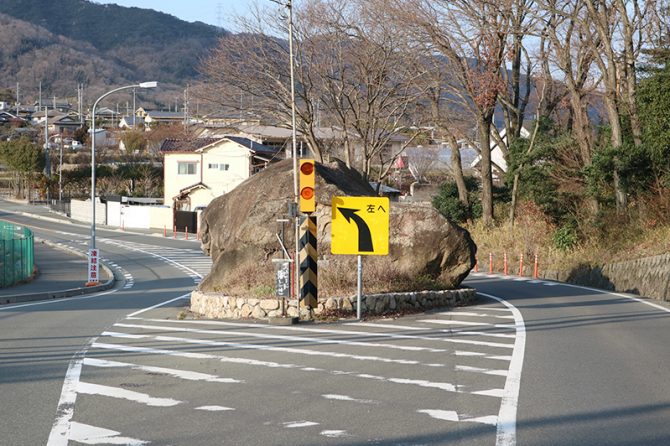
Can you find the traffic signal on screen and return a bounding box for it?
[299,159,316,213]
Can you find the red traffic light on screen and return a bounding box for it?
[301,187,314,200]
[300,162,314,175]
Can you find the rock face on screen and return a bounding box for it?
[198,158,476,294]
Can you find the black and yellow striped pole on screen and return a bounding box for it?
[299,215,318,311]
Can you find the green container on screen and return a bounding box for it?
[0,221,34,288]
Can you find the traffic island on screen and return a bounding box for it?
[190,288,476,321]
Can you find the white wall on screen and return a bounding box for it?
[120,205,173,230]
[71,199,106,225]
[107,201,121,226]
[121,206,151,229]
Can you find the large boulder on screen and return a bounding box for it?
[198,159,476,295]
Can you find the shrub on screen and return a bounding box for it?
[553,222,579,251]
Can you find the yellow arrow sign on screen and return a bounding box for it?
[331,196,389,255]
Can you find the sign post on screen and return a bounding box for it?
[331,196,390,319]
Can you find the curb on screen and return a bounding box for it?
[0,239,118,305]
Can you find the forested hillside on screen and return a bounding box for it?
[0,0,225,102]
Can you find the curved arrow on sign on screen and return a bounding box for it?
[337,207,373,252]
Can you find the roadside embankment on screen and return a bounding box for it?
[543,254,670,301]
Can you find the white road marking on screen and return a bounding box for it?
[125,293,191,318]
[447,331,516,339]
[474,307,512,312]
[472,388,505,398]
[320,430,351,438]
[92,342,296,369]
[283,421,319,428]
[92,342,501,397]
[0,288,117,311]
[455,365,508,377]
[147,333,441,367]
[77,381,182,407]
[453,351,512,361]
[114,321,449,355]
[346,321,427,330]
[434,311,515,319]
[479,292,527,446]
[134,318,514,349]
[322,394,379,404]
[558,282,670,314]
[83,357,243,383]
[420,319,515,329]
[47,338,96,446]
[100,331,148,339]
[417,409,498,426]
[68,422,149,445]
[195,406,235,411]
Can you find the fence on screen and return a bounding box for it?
[0,221,34,288]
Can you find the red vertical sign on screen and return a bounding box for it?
[88,249,100,284]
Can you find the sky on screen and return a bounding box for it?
[94,0,259,29]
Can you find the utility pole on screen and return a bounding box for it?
[44,106,51,204]
[16,83,19,115]
[270,0,300,312]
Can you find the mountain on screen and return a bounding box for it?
[0,0,226,105]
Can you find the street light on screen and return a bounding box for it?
[89,82,157,276]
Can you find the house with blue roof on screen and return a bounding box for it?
[159,136,283,211]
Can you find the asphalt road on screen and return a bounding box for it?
[1,203,670,446]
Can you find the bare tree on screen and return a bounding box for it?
[581,0,655,210]
[540,0,599,213]
[303,0,425,181]
[394,0,514,225]
[197,2,324,161]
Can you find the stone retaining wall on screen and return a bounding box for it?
[190,288,476,320]
[542,253,670,301]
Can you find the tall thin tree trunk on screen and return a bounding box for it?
[478,117,494,226]
[446,132,469,206]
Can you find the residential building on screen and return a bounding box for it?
[470,126,531,180]
[143,110,184,127]
[118,115,145,129]
[160,136,283,211]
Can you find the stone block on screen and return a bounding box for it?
[260,299,280,310]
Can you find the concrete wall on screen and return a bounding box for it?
[71,199,106,225]
[542,254,670,302]
[121,206,151,229]
[107,201,121,226]
[120,205,173,230]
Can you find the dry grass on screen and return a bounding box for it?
[467,200,670,275]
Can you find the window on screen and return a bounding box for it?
[178,162,197,175]
[208,163,229,171]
